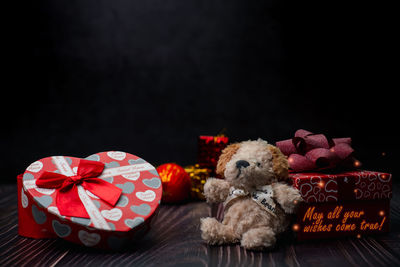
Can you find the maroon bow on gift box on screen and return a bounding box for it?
[276,129,358,172]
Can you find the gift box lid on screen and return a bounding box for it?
[290,170,392,203]
[21,151,162,232]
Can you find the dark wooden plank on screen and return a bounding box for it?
[1,183,400,267]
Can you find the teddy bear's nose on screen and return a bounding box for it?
[236,160,250,169]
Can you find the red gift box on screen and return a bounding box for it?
[291,170,392,203]
[290,170,392,240]
[197,135,229,173]
[294,199,390,240]
[18,151,162,249]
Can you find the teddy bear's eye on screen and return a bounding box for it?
[256,162,261,167]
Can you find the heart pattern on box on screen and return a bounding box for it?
[26,161,43,173]
[52,220,71,237]
[34,195,53,208]
[293,171,392,203]
[101,208,123,221]
[325,180,337,192]
[116,182,135,194]
[105,161,120,168]
[21,189,28,208]
[85,154,100,161]
[32,204,47,224]
[116,195,129,207]
[130,204,151,216]
[142,178,161,189]
[23,173,34,181]
[128,159,146,165]
[122,172,140,181]
[125,217,144,229]
[21,151,162,248]
[136,190,156,202]
[107,151,126,161]
[71,217,91,226]
[78,230,101,247]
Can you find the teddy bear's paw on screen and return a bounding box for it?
[273,183,303,214]
[203,178,230,203]
[240,227,276,250]
[200,217,223,245]
[282,188,303,214]
[200,217,238,245]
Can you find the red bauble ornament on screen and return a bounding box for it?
[157,163,192,203]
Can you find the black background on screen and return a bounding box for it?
[2,1,397,183]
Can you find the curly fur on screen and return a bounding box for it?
[201,139,302,250]
[216,143,241,177]
[268,145,290,182]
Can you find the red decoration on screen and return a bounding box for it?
[198,135,229,172]
[289,170,392,240]
[290,170,392,203]
[276,129,357,172]
[157,163,192,203]
[36,159,122,218]
[294,200,390,240]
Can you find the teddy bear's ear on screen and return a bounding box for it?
[267,145,289,182]
[216,143,241,178]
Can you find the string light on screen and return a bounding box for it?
[292,224,300,232]
[379,210,385,216]
[353,160,361,167]
[357,234,361,239]
[318,181,324,188]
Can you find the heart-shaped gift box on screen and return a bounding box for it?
[17,151,162,249]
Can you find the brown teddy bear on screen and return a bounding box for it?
[200,139,302,250]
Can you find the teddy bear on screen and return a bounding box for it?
[200,139,302,250]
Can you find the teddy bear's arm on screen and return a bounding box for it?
[203,178,230,203]
[272,182,303,214]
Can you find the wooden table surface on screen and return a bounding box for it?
[1,184,400,267]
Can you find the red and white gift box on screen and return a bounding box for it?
[17,151,162,249]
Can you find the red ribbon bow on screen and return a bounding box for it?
[36,159,122,218]
[276,129,358,172]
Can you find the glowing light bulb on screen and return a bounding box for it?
[292,224,300,232]
[379,210,385,216]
